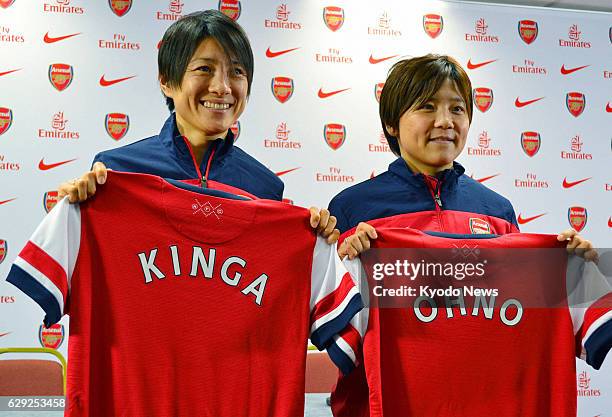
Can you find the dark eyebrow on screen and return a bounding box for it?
[189,57,243,67]
[189,57,217,64]
[429,96,465,103]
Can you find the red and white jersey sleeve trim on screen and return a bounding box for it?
[6,198,80,324]
[324,258,370,374]
[309,237,363,351]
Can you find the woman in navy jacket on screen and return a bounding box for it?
[330,54,594,259]
[58,10,337,238]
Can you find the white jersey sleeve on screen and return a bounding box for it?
[567,255,612,369]
[308,237,363,360]
[325,257,369,375]
[6,197,81,326]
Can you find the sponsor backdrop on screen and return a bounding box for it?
[0,0,610,413]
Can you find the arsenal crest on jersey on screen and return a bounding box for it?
[48,64,74,92]
[0,107,13,136]
[105,113,130,141]
[473,87,493,113]
[323,123,346,150]
[271,77,294,103]
[109,0,132,17]
[323,6,344,32]
[568,206,587,232]
[518,20,538,44]
[374,83,384,103]
[521,131,540,157]
[0,239,7,264]
[39,323,65,349]
[469,218,491,235]
[0,0,15,9]
[423,14,443,39]
[230,121,240,142]
[43,191,59,213]
[566,92,585,117]
[218,0,241,21]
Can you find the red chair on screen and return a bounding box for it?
[0,347,66,395]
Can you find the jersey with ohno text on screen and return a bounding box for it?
[6,171,362,417]
[330,228,612,417]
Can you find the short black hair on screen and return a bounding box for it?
[380,55,473,156]
[158,10,254,111]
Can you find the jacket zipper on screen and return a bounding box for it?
[182,136,216,188]
[425,175,444,230]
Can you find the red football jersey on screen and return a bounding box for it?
[7,171,362,417]
[330,228,612,417]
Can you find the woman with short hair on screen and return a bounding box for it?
[59,10,338,238]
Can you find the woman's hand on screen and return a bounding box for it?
[557,228,598,262]
[338,222,378,260]
[309,207,340,244]
[58,162,108,203]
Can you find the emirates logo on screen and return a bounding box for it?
[577,371,590,389]
[478,131,490,148]
[568,24,581,41]
[276,122,290,140]
[51,111,67,130]
[378,12,391,29]
[168,0,183,14]
[571,135,583,153]
[276,4,290,21]
[475,18,488,35]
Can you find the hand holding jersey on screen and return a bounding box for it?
[58,161,108,202]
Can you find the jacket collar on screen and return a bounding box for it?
[388,157,465,184]
[158,112,236,164]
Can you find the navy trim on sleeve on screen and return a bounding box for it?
[6,265,62,327]
[326,340,356,376]
[584,318,612,370]
[310,294,363,349]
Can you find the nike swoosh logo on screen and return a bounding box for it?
[467,59,497,70]
[275,167,300,177]
[265,47,300,58]
[0,332,10,338]
[470,173,500,183]
[318,88,350,99]
[43,32,81,44]
[515,97,544,108]
[369,54,398,64]
[0,198,16,206]
[606,102,612,113]
[560,64,589,75]
[517,213,547,225]
[562,177,591,188]
[0,68,21,77]
[38,158,77,171]
[99,75,136,87]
